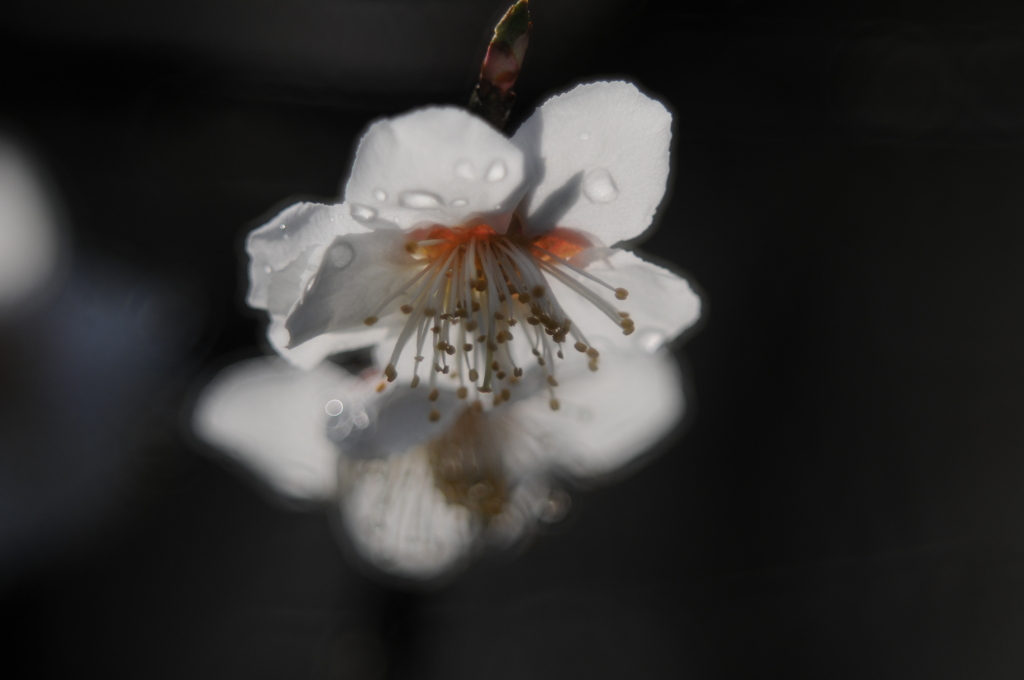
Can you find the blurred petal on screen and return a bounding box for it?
[549,249,700,354]
[505,349,685,479]
[345,107,530,233]
[512,82,672,243]
[341,449,476,580]
[0,135,60,306]
[192,357,365,502]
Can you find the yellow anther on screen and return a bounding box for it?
[428,388,440,402]
[410,375,420,388]
[586,348,600,359]
[549,398,560,411]
[615,287,629,300]
[400,304,414,314]
[466,320,479,332]
[384,364,397,382]
[457,386,468,399]
[364,316,378,326]
[574,342,588,353]
[469,369,479,381]
[547,375,559,387]
[376,382,386,393]
[428,409,441,422]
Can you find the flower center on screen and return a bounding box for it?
[364,216,634,420]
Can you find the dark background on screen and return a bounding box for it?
[4,0,1024,677]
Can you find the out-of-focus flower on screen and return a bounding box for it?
[192,344,685,580]
[0,134,61,308]
[246,81,700,422]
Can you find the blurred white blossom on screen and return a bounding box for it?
[193,346,685,580]
[0,135,61,307]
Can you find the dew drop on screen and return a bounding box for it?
[350,204,377,222]
[279,224,287,230]
[582,168,619,203]
[485,159,507,183]
[327,241,355,269]
[398,190,444,209]
[638,330,666,352]
[451,198,469,207]
[372,188,388,202]
[324,399,344,417]
[263,265,272,274]
[454,159,475,180]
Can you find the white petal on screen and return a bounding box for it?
[341,449,476,580]
[547,248,700,355]
[192,357,369,502]
[0,136,61,306]
[512,82,672,244]
[504,349,685,479]
[261,222,417,369]
[345,107,530,233]
[247,202,368,315]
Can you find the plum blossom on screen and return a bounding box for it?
[192,345,687,580]
[246,81,700,421]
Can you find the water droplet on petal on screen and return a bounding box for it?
[350,204,377,222]
[637,330,665,352]
[451,198,469,207]
[325,399,344,417]
[454,159,475,180]
[263,265,272,274]
[582,168,619,203]
[399,190,444,209]
[372,188,388,202]
[327,241,355,269]
[485,159,507,183]
[279,224,287,230]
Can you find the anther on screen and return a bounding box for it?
[500,388,511,401]
[457,386,468,399]
[384,364,397,382]
[557,350,564,359]
[376,382,386,393]
[586,348,600,359]
[428,409,441,422]
[547,376,559,387]
[463,343,473,352]
[514,367,523,377]
[491,361,500,371]
[428,388,439,402]
[445,345,456,356]
[549,398,560,411]
[532,285,546,297]
[496,371,506,380]
[615,287,629,300]
[364,316,378,326]
[472,401,484,413]
[574,342,588,353]
[469,369,479,381]
[518,293,531,303]
[466,320,479,332]
[400,304,414,314]
[423,307,436,317]
[527,317,540,325]
[410,375,420,388]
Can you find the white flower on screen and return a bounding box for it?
[192,344,686,580]
[245,81,700,418]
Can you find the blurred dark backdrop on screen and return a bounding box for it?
[4,0,1024,678]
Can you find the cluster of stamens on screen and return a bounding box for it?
[364,220,633,420]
